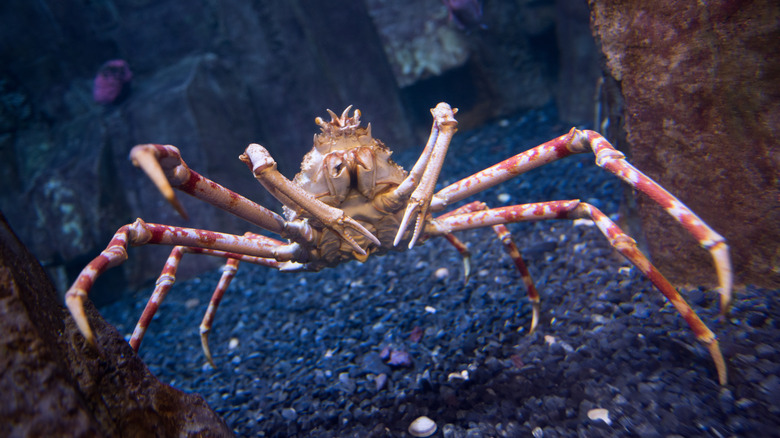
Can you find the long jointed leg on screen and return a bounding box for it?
[200,258,240,366]
[66,224,133,342]
[131,144,290,236]
[129,242,283,364]
[493,224,541,334]
[65,219,299,347]
[428,128,731,315]
[437,201,541,333]
[430,200,727,385]
[129,245,189,352]
[580,130,732,313]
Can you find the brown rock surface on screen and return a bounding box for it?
[0,212,232,437]
[590,1,780,288]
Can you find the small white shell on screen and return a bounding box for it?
[587,408,612,425]
[408,416,437,437]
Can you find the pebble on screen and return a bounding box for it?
[375,373,388,391]
[281,407,297,421]
[387,349,413,367]
[184,298,200,309]
[337,372,356,394]
[718,388,735,414]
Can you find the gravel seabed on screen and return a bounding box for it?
[100,106,780,437]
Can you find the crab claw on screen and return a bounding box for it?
[242,143,380,255]
[393,103,459,249]
[394,199,429,249]
[332,213,381,256]
[393,202,418,247]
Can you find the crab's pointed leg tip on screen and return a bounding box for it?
[172,199,189,220]
[462,256,471,284]
[529,301,541,335]
[201,332,216,368]
[719,293,732,319]
[708,340,727,386]
[66,294,96,347]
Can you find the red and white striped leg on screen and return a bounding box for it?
[200,258,240,366]
[430,129,732,315]
[437,201,541,333]
[493,224,541,333]
[65,225,133,343]
[129,245,189,351]
[581,130,731,313]
[431,200,727,385]
[65,219,300,347]
[131,234,291,361]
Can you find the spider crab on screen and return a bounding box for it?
[65,103,732,385]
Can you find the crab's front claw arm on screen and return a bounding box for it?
[130,144,191,220]
[241,144,380,254]
[393,103,459,248]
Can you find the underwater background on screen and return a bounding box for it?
[1,0,778,436]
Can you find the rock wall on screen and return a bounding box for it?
[590,0,780,288]
[0,0,600,298]
[0,212,232,437]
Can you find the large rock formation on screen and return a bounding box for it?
[590,1,780,288]
[0,212,232,436]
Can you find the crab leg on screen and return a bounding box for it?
[130,144,295,238]
[129,245,189,352]
[431,200,727,385]
[129,234,286,362]
[65,219,300,347]
[437,201,541,333]
[428,129,732,315]
[241,144,380,255]
[199,258,240,366]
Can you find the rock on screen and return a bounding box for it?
[590,0,780,288]
[365,0,470,87]
[554,0,600,124]
[0,212,232,437]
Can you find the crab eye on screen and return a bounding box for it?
[328,160,347,179]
